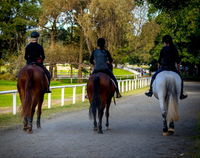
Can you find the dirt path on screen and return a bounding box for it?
[0,82,199,158]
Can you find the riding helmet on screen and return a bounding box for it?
[31,31,40,38]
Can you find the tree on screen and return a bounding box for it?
[0,0,40,60]
[146,0,200,75]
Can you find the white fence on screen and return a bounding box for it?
[0,78,150,115]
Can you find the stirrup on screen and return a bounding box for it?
[116,93,122,98]
[180,93,187,100]
[145,91,153,97]
[45,89,51,93]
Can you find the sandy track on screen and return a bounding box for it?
[0,81,199,158]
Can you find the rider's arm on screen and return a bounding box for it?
[89,51,95,65]
[24,45,30,60]
[40,46,45,60]
[158,48,164,65]
[106,50,113,64]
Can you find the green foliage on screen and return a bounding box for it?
[147,0,200,73]
[0,0,41,60]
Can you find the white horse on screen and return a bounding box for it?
[152,71,181,136]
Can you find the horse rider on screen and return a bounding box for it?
[90,38,122,98]
[24,31,51,93]
[145,35,187,100]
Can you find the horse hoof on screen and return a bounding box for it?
[23,127,28,131]
[98,130,103,134]
[93,127,98,131]
[168,128,175,135]
[106,127,111,130]
[162,132,169,136]
[27,130,33,134]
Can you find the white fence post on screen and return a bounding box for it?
[126,80,128,92]
[135,79,137,89]
[13,93,17,115]
[132,80,134,90]
[118,81,121,92]
[129,80,131,91]
[122,81,124,93]
[73,86,76,104]
[61,88,65,106]
[82,86,85,102]
[48,93,51,109]
[1,78,152,115]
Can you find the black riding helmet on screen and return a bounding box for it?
[31,31,40,38]
[97,38,105,48]
[162,35,173,45]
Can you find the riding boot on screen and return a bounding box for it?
[180,87,187,100]
[45,86,51,93]
[145,81,153,97]
[180,78,187,100]
[116,88,122,98]
[43,67,51,93]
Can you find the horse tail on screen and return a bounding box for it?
[167,82,179,122]
[21,69,33,117]
[89,76,101,119]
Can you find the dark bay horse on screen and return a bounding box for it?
[87,72,116,134]
[17,64,48,133]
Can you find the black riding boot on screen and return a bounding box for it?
[179,75,187,100]
[180,83,187,99]
[43,67,51,93]
[145,79,154,97]
[145,87,153,97]
[116,87,122,98]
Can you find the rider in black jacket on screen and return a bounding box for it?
[145,35,187,99]
[25,31,51,93]
[90,38,121,98]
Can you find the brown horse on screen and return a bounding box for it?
[87,72,116,134]
[17,64,48,133]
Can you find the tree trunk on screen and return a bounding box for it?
[49,63,54,79]
[54,64,57,78]
[70,64,73,78]
[78,31,84,83]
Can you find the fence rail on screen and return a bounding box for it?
[0,78,150,115]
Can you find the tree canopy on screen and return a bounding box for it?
[0,0,199,77]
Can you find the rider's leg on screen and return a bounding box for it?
[145,69,162,97]
[104,69,122,98]
[174,70,187,100]
[41,65,51,93]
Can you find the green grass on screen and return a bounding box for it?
[0,68,136,108]
[113,68,134,76]
[0,80,86,107]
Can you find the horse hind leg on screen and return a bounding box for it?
[37,96,44,128]
[27,100,37,134]
[105,99,112,130]
[105,107,109,130]
[98,107,104,134]
[23,117,28,131]
[162,113,168,136]
[168,121,175,135]
[90,106,98,131]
